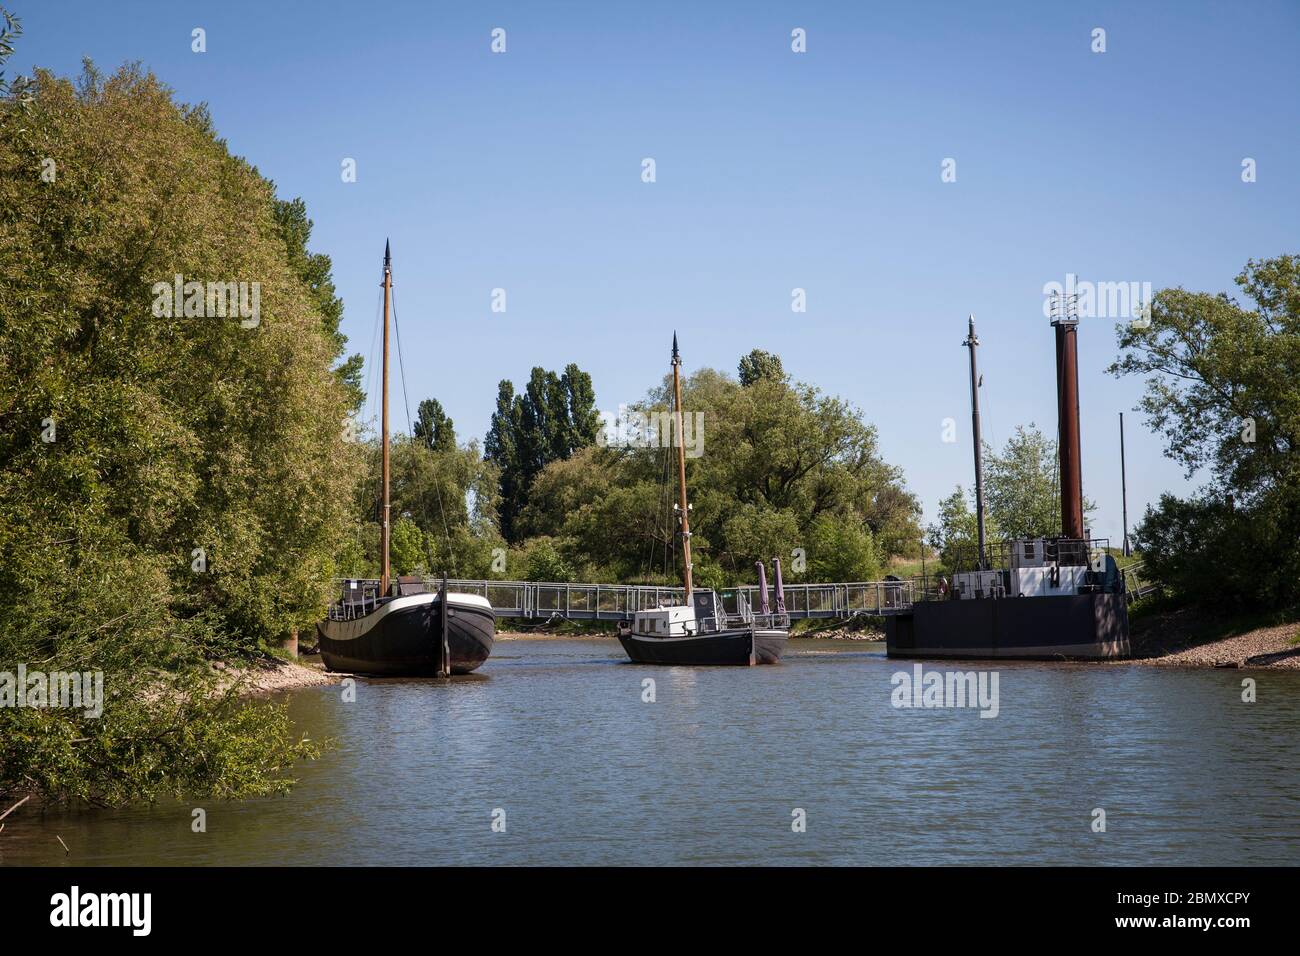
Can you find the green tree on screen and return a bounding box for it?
[738,348,785,386]
[272,197,362,411]
[806,513,883,582]
[1112,254,1300,610]
[517,537,573,582]
[389,516,427,575]
[507,350,920,585]
[1111,256,1299,497]
[926,486,1001,568]
[982,424,1095,539]
[0,59,352,803]
[413,397,456,453]
[484,380,524,540]
[346,434,498,578]
[485,364,600,542]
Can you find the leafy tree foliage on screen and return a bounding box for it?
[272,197,362,411]
[413,397,456,453]
[485,364,600,542]
[515,537,574,582]
[345,434,501,579]
[738,348,785,387]
[925,486,999,568]
[982,424,1096,540]
[514,354,919,584]
[926,425,1098,568]
[0,59,352,802]
[1113,255,1300,610]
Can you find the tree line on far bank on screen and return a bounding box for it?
[347,347,924,589]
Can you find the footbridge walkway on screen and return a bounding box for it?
[433,578,914,621]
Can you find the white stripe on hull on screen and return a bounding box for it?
[320,592,491,643]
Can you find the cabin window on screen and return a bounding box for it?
[1024,542,1036,560]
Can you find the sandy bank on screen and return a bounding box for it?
[214,657,342,696]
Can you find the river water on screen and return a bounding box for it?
[4,637,1299,866]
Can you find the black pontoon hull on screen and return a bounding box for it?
[885,592,1129,660]
[617,627,786,666]
[317,594,495,676]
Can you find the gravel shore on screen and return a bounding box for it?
[218,657,342,696]
[1131,621,1300,669]
[1126,603,1300,669]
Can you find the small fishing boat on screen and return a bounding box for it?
[616,335,789,666]
[316,242,496,676]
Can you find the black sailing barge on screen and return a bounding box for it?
[316,242,495,676]
[886,309,1130,661]
[616,335,789,666]
[318,577,495,676]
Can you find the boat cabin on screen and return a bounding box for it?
[630,603,697,637]
[949,537,1124,601]
[622,589,789,638]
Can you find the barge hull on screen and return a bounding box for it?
[885,592,1129,660]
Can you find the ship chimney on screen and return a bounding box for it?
[1051,292,1085,539]
[755,561,770,615]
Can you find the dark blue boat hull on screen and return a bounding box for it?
[885,592,1129,659]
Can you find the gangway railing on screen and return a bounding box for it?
[408,578,915,620]
[1122,562,1159,603]
[333,564,1155,621]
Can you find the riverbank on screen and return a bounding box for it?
[1128,605,1300,669]
[217,656,342,696]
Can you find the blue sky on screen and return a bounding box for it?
[12,0,1300,542]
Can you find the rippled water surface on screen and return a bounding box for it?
[5,637,1299,865]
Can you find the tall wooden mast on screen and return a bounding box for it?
[380,240,392,595]
[671,333,693,600]
[962,315,987,568]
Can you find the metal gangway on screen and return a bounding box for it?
[1121,562,1159,604]
[427,578,915,621]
